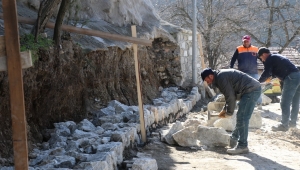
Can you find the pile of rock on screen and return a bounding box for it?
[159,93,272,148]
[0,87,200,170]
[207,101,263,131]
[161,120,230,147]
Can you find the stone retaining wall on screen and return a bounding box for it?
[0,87,201,170]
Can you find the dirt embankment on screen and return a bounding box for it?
[0,38,181,161]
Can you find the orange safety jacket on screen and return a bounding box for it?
[230,45,258,74]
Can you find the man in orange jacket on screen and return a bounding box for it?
[230,35,262,108]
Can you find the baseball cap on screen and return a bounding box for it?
[242,35,251,41]
[257,47,270,58]
[201,68,214,81]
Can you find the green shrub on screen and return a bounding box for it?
[20,34,53,63]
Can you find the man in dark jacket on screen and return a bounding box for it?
[258,47,300,131]
[201,68,261,154]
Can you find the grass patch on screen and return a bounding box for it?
[20,34,53,63]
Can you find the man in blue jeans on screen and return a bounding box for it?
[258,47,300,131]
[201,68,261,154]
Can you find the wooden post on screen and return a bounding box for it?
[131,25,146,143]
[0,13,152,46]
[2,0,29,169]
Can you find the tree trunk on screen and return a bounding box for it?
[53,0,71,47]
[31,0,61,41]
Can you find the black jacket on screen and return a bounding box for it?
[212,69,261,114]
[259,53,298,82]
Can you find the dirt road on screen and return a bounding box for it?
[139,102,300,170]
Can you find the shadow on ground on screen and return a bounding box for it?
[224,152,294,170]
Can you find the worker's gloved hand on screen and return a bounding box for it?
[218,110,231,118]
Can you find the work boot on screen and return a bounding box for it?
[289,124,297,128]
[229,138,237,148]
[271,124,289,132]
[289,121,297,128]
[226,146,249,155]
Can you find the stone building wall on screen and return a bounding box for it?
[177,30,203,87]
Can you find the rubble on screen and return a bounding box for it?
[0,87,200,170]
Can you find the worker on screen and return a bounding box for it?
[201,68,261,155]
[230,35,262,109]
[258,47,300,131]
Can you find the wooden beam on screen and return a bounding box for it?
[2,0,29,169]
[0,13,152,46]
[131,25,146,143]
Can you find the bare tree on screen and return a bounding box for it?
[152,0,240,69]
[226,0,300,53]
[32,0,61,41]
[152,0,300,68]
[53,0,72,47]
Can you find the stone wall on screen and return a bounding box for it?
[177,30,203,87]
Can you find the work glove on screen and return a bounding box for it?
[265,77,271,83]
[218,110,231,118]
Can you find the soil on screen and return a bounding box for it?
[138,102,300,170]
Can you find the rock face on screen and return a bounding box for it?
[15,0,178,50]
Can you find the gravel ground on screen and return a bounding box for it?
[138,102,300,170]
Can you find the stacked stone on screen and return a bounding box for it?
[0,87,200,170]
[177,30,202,86]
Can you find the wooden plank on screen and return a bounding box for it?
[0,51,32,71]
[2,0,29,169]
[0,13,152,46]
[131,25,146,143]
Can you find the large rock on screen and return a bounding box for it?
[249,110,262,128]
[197,125,230,147]
[262,94,272,105]
[172,127,198,147]
[132,158,158,170]
[164,121,184,145]
[213,116,236,131]
[183,119,204,130]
